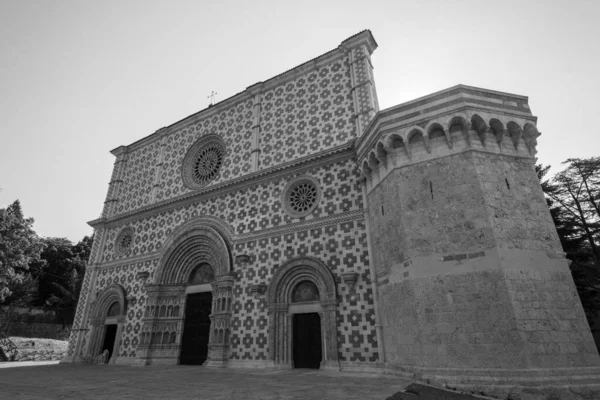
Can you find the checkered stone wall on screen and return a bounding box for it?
[79,32,383,366]
[229,218,379,364]
[91,259,159,359]
[103,158,363,263]
[111,55,357,218]
[258,57,355,169]
[88,156,378,364]
[114,99,255,216]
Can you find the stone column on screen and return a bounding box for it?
[206,272,236,367]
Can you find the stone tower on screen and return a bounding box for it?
[357,85,600,398]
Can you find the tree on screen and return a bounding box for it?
[0,200,44,303]
[545,157,600,267]
[538,162,600,331]
[30,235,92,325]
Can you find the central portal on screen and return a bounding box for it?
[293,313,322,369]
[180,292,213,365]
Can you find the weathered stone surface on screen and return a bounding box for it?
[387,383,494,400]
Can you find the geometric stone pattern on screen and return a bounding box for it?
[115,99,254,215]
[259,57,355,169]
[103,159,364,262]
[229,217,378,363]
[92,156,378,364]
[113,56,356,216]
[91,259,160,359]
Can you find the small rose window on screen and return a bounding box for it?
[282,176,321,218]
[115,227,134,255]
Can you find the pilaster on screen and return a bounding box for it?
[151,128,169,203]
[342,32,378,136]
[102,146,129,218]
[250,91,262,172]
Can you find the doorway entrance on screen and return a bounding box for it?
[102,324,117,361]
[293,313,322,369]
[180,292,213,365]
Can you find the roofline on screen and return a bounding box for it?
[111,30,377,155]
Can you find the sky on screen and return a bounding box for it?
[0,0,599,242]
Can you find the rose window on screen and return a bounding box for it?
[191,144,224,186]
[115,227,134,255]
[289,182,318,213]
[182,135,226,190]
[282,176,321,218]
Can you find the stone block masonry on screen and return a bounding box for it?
[358,84,600,398]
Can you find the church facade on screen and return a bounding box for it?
[64,31,600,398]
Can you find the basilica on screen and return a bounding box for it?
[64,30,600,399]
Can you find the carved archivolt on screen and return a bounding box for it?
[85,283,128,363]
[138,216,235,366]
[154,217,234,285]
[267,256,339,369]
[267,256,336,304]
[90,284,127,324]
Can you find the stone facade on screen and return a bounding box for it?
[64,31,600,398]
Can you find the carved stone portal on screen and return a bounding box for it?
[136,219,234,366]
[266,256,339,370]
[84,283,128,364]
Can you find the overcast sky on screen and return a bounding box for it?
[1,0,598,242]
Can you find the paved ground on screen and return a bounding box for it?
[0,363,413,400]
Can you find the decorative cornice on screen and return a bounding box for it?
[356,85,535,156]
[88,141,356,229]
[235,209,365,243]
[340,30,378,55]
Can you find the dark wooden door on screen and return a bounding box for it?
[102,324,117,360]
[180,292,212,365]
[293,313,322,369]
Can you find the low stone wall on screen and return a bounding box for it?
[7,322,71,341]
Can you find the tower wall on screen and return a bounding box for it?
[358,85,600,395]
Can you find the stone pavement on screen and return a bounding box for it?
[0,363,416,400]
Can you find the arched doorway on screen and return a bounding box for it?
[85,284,128,364]
[267,256,339,370]
[291,280,322,368]
[180,263,215,365]
[137,218,235,366]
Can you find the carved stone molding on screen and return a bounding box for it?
[266,256,339,369]
[341,272,359,291]
[137,271,150,282]
[235,254,251,264]
[126,295,136,306]
[250,284,267,298]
